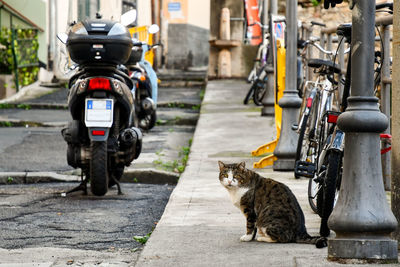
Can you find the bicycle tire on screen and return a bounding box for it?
[295,113,310,162]
[244,83,256,105]
[307,176,320,214]
[294,113,309,179]
[319,150,342,237]
[253,83,266,106]
[305,93,323,213]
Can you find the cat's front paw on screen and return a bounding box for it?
[240,234,253,242]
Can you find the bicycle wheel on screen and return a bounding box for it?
[294,90,318,179]
[319,150,342,237]
[307,175,322,214]
[253,83,266,106]
[294,113,309,179]
[295,113,310,163]
[243,83,255,105]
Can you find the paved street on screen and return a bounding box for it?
[0,79,399,266]
[0,82,203,266]
[0,183,173,250]
[135,80,400,267]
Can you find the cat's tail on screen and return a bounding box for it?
[297,233,327,248]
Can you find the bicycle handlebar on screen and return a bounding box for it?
[310,21,326,28]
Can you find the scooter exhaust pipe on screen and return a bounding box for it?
[120,127,141,146]
[142,97,155,115]
[119,127,143,160]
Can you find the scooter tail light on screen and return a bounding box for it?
[140,75,146,81]
[92,130,105,136]
[327,113,339,124]
[88,78,112,91]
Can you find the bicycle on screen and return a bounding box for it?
[295,2,392,237]
[244,22,270,106]
[293,36,346,216]
[317,5,391,236]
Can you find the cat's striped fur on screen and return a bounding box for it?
[218,161,327,248]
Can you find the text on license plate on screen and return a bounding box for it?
[85,99,113,127]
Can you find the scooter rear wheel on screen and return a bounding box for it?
[90,141,109,196]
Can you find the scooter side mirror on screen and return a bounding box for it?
[121,9,137,26]
[148,24,159,34]
[57,33,68,44]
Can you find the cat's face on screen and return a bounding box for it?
[218,161,248,189]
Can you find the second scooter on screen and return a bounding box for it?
[127,24,160,130]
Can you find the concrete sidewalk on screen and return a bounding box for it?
[135,80,399,267]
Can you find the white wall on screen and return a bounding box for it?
[137,0,152,26]
[188,0,210,29]
[52,0,124,81]
[99,0,122,21]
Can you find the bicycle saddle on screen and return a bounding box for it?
[307,58,342,74]
[336,23,351,43]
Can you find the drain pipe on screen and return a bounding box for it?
[46,0,60,84]
[48,0,55,72]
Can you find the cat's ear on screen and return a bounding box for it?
[238,161,246,170]
[218,161,225,171]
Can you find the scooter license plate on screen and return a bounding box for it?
[84,98,113,127]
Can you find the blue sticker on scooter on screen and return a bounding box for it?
[106,100,112,110]
[87,100,93,109]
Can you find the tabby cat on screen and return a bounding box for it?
[218,161,327,248]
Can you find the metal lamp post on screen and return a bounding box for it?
[272,0,302,171]
[327,0,398,262]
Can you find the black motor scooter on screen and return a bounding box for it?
[57,10,142,196]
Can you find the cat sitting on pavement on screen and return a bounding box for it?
[218,161,327,248]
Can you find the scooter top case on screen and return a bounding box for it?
[67,19,133,66]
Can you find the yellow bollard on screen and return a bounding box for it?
[253,38,285,168]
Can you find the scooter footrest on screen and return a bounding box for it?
[295,161,316,178]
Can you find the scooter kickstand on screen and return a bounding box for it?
[62,172,88,196]
[111,175,123,195]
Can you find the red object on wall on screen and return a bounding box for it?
[244,0,262,45]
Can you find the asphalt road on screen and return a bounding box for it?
[0,182,174,250]
[0,85,202,263]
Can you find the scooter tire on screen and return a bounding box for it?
[139,110,157,131]
[90,141,109,196]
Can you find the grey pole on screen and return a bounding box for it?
[270,0,277,15]
[261,0,275,116]
[327,0,398,262]
[272,0,302,170]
